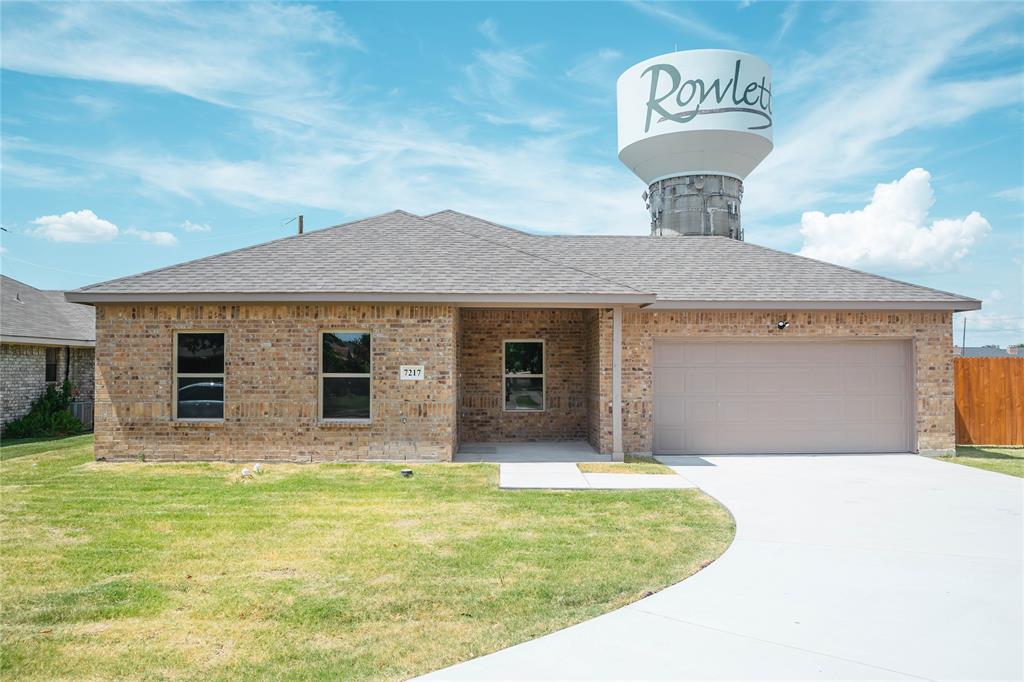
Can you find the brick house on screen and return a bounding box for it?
[65,210,979,462]
[1,275,96,430]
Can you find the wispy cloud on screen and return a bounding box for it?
[745,2,1024,221]
[181,220,212,233]
[628,1,739,46]
[566,49,623,87]
[994,186,1023,202]
[125,227,178,247]
[775,3,800,43]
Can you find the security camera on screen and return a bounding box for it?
[777,320,789,330]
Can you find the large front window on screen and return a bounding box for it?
[321,332,371,420]
[504,340,544,411]
[175,332,225,420]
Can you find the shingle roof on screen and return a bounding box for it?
[1,276,95,345]
[425,210,979,308]
[69,211,645,301]
[66,209,980,311]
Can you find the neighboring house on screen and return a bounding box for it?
[65,210,980,462]
[1,275,96,430]
[956,345,1015,358]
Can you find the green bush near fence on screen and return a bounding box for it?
[2,381,83,440]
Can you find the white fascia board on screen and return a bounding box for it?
[0,335,95,347]
[645,299,982,312]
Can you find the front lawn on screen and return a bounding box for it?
[940,446,1024,478]
[0,435,733,681]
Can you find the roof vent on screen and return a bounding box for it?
[616,49,773,239]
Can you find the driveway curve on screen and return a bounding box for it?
[419,454,1023,681]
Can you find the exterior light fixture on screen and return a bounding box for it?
[777,320,790,330]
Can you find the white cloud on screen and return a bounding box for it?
[477,18,500,44]
[989,289,1004,302]
[28,209,118,243]
[125,227,178,247]
[797,168,991,271]
[181,220,211,233]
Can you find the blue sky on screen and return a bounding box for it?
[1,1,1021,346]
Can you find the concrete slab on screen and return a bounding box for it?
[582,472,696,489]
[456,441,609,463]
[419,454,1024,681]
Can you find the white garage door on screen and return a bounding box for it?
[653,339,912,455]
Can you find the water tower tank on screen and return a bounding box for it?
[616,49,773,238]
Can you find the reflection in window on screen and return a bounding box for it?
[321,332,371,420]
[175,332,225,420]
[504,340,544,411]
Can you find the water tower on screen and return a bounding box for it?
[616,49,773,239]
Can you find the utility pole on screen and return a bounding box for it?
[298,214,304,235]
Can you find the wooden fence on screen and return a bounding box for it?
[954,357,1024,445]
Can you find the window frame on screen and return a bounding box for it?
[319,330,373,423]
[44,347,59,384]
[173,330,226,422]
[502,339,545,412]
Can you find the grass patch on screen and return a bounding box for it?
[0,434,93,461]
[579,455,674,475]
[0,435,733,681]
[939,446,1024,478]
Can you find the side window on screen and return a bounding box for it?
[44,347,58,383]
[504,340,544,411]
[321,332,372,420]
[175,332,225,420]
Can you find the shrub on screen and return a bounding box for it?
[3,380,84,439]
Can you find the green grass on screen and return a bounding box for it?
[579,455,674,475]
[0,434,94,461]
[0,435,733,681]
[940,446,1024,478]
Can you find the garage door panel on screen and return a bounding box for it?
[655,367,687,395]
[685,369,718,394]
[652,340,911,455]
[685,400,716,423]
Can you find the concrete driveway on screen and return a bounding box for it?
[420,454,1023,681]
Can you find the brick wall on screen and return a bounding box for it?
[458,309,588,442]
[94,303,457,462]
[1,343,94,428]
[1,344,46,427]
[616,309,956,455]
[69,347,95,402]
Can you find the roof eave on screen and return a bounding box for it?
[0,334,95,347]
[646,299,982,312]
[65,291,657,307]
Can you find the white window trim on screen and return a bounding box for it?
[319,330,373,423]
[502,339,545,412]
[173,330,225,422]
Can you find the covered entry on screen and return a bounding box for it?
[653,339,913,455]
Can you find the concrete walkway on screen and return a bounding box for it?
[419,454,1024,681]
[499,462,696,490]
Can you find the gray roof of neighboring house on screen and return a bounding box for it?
[959,346,1013,358]
[66,209,980,311]
[1,276,95,345]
